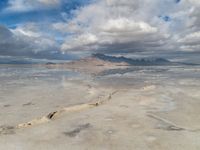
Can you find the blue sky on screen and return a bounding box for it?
[0,0,94,60]
[0,0,92,27]
[0,0,199,60]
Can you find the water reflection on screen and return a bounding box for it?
[0,65,83,94]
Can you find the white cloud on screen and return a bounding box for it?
[2,0,200,56]
[13,24,41,38]
[37,0,60,5]
[52,22,83,34]
[187,0,200,5]
[51,0,199,53]
[61,33,98,50]
[5,0,61,12]
[179,31,200,44]
[12,23,58,53]
[0,24,58,58]
[100,18,157,34]
[178,31,200,51]
[58,0,168,52]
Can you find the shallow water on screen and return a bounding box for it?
[0,65,94,125]
[95,65,200,89]
[1,64,200,97]
[0,65,89,95]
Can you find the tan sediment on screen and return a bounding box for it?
[17,104,94,128]
[141,85,156,91]
[14,91,117,129]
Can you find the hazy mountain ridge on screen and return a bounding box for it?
[0,58,34,64]
[92,53,172,66]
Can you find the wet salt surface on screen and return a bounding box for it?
[0,65,94,125]
[96,65,200,88]
[0,65,81,82]
[0,65,86,93]
[0,64,200,150]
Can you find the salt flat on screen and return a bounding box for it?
[0,65,200,150]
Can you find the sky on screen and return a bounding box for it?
[0,0,200,60]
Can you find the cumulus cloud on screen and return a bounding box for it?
[178,31,200,51]
[1,0,200,60]
[57,0,171,52]
[0,24,61,59]
[0,25,30,56]
[12,23,58,52]
[54,0,200,53]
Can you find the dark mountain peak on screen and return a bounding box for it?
[92,53,171,66]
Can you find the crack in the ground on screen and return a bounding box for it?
[0,91,118,135]
[147,113,200,132]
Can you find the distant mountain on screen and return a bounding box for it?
[0,58,61,65]
[45,62,56,65]
[92,53,172,66]
[42,53,199,75]
[0,59,33,64]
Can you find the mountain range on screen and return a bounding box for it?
[92,53,172,66]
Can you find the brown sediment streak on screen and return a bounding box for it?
[15,91,118,129]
